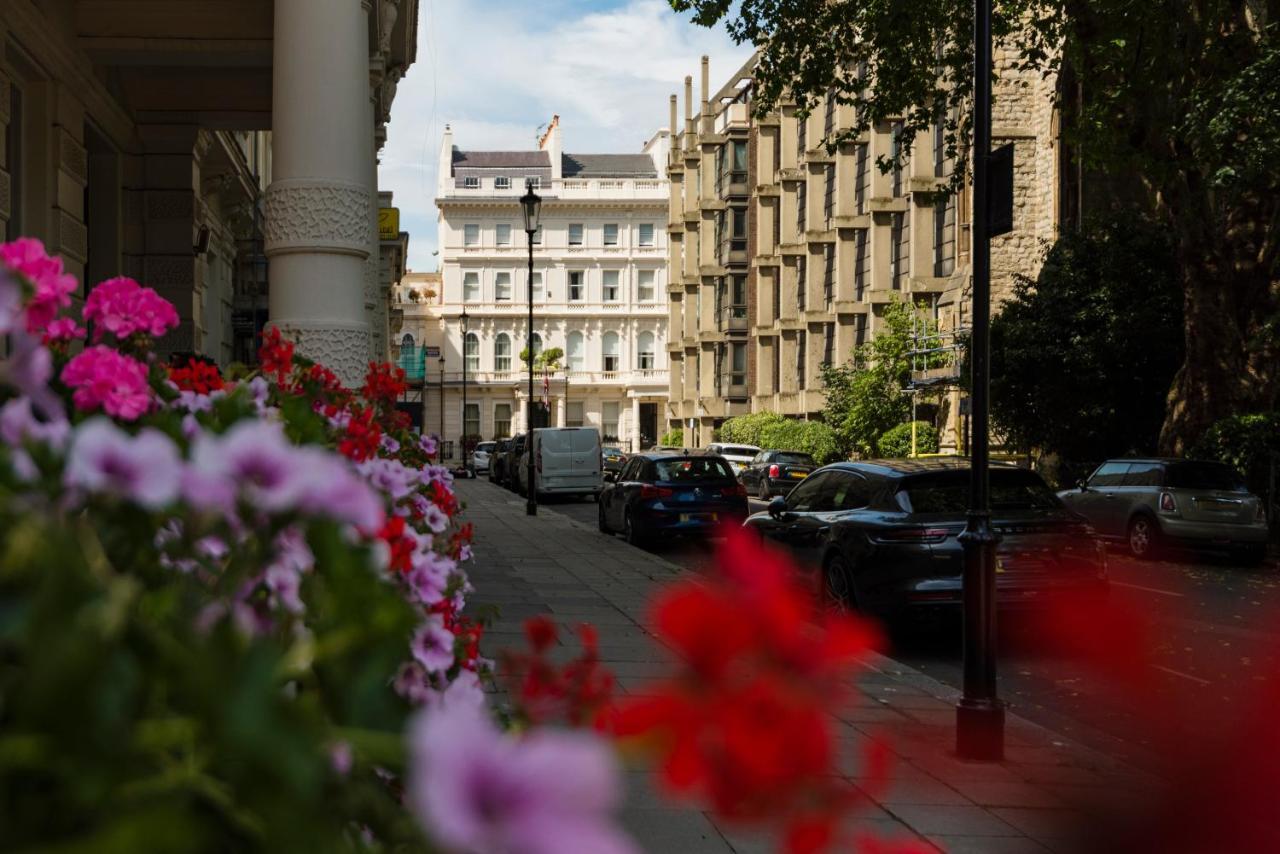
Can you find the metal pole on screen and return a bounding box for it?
[956,0,1005,760]
[526,228,537,516]
[438,358,446,459]
[461,315,468,475]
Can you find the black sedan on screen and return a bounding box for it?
[739,450,817,499]
[745,459,1109,621]
[601,446,628,476]
[599,453,749,546]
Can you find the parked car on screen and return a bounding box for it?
[704,443,762,477]
[745,459,1109,622]
[601,446,628,476]
[503,434,527,490]
[488,439,511,483]
[1058,458,1269,563]
[516,427,602,499]
[740,450,817,499]
[598,453,749,546]
[471,441,497,474]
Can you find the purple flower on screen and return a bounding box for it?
[191,420,302,512]
[380,434,401,454]
[411,615,457,673]
[0,396,69,450]
[358,457,417,501]
[293,447,385,530]
[422,502,450,534]
[422,669,486,713]
[418,433,438,456]
[330,741,354,776]
[4,329,62,420]
[395,661,435,705]
[64,419,182,509]
[263,563,304,614]
[407,702,636,854]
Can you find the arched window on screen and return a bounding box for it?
[401,333,415,348]
[637,331,656,371]
[525,332,543,363]
[602,331,620,374]
[494,333,512,372]
[464,332,480,373]
[567,331,585,373]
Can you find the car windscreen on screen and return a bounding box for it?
[654,457,735,483]
[899,470,1061,514]
[774,452,815,465]
[476,442,496,452]
[1165,462,1246,492]
[718,446,759,457]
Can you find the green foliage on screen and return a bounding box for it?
[876,421,940,458]
[718,412,785,447]
[1190,412,1280,500]
[820,299,935,458]
[989,214,1183,462]
[519,346,565,370]
[659,428,684,446]
[0,511,424,851]
[758,419,842,464]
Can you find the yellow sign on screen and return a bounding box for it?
[378,207,401,240]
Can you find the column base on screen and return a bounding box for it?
[269,319,371,388]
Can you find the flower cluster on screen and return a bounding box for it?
[501,616,615,728]
[168,357,225,394]
[61,345,153,420]
[609,529,895,854]
[83,276,179,342]
[0,237,77,333]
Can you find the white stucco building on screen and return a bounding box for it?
[420,118,670,457]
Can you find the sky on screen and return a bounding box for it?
[377,0,753,272]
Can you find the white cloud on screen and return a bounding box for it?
[378,0,753,271]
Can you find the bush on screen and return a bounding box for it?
[659,428,684,446]
[758,419,842,464]
[1190,412,1280,499]
[876,421,940,457]
[718,412,786,447]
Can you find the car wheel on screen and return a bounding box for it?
[1127,515,1160,560]
[598,502,612,534]
[624,510,646,548]
[757,479,770,501]
[822,554,857,615]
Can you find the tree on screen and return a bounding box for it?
[877,421,941,458]
[820,299,935,457]
[671,0,1280,452]
[519,346,564,371]
[758,419,842,463]
[989,214,1184,462]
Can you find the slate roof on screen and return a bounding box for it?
[562,153,657,178]
[452,150,550,168]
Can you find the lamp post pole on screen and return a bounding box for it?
[438,356,446,461]
[460,308,470,475]
[956,0,1005,761]
[521,181,542,516]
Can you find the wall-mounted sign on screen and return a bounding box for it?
[378,207,401,240]
[424,346,441,358]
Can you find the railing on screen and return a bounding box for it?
[446,178,666,197]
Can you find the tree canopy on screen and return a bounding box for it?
[672,0,1280,451]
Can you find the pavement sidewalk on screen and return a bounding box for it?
[458,478,1158,854]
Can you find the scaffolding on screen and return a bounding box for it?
[905,312,969,456]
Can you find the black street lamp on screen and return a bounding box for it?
[460,307,470,476]
[521,180,542,516]
[438,355,446,460]
[956,0,1005,760]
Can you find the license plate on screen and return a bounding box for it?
[679,513,717,523]
[789,471,805,478]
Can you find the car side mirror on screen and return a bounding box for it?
[602,471,616,483]
[1077,480,1088,492]
[768,495,789,520]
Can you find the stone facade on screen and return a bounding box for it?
[666,52,1063,451]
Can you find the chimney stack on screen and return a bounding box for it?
[684,75,694,151]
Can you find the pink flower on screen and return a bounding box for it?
[411,615,457,673]
[0,238,77,333]
[64,418,182,509]
[407,702,636,854]
[84,276,179,341]
[43,316,87,343]
[60,346,153,421]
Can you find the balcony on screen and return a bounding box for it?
[718,304,749,333]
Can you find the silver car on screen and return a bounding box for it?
[1058,458,1268,563]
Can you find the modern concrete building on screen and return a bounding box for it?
[417,118,671,460]
[665,53,1063,450]
[0,0,419,382]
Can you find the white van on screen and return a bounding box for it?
[705,442,762,477]
[518,427,602,499]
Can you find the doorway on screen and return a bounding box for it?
[639,402,658,451]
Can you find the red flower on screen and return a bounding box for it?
[500,616,615,728]
[377,515,414,574]
[607,528,886,851]
[362,361,408,408]
[259,327,295,385]
[338,407,383,462]
[168,357,225,394]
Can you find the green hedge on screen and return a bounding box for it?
[659,428,684,446]
[718,412,786,447]
[877,421,940,457]
[758,420,842,464]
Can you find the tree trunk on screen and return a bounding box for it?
[1160,241,1280,455]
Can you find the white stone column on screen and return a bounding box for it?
[267,0,372,386]
[631,397,641,453]
[364,62,381,363]
[555,394,566,429]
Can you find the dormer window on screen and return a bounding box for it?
[462,176,479,189]
[495,176,511,190]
